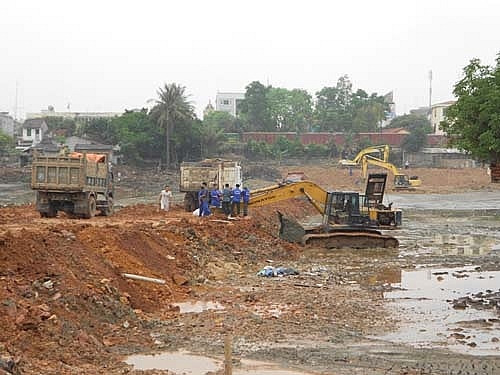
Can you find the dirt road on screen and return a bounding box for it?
[1,164,500,374]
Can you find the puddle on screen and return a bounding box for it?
[173,300,225,314]
[235,359,314,375]
[397,214,500,257]
[378,266,500,355]
[126,352,315,375]
[126,351,221,374]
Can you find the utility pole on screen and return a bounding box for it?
[14,80,19,120]
[428,70,433,130]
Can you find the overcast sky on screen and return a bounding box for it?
[2,0,499,119]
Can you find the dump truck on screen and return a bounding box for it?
[31,152,114,218]
[248,173,401,248]
[180,159,242,211]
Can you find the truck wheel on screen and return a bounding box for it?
[45,203,57,218]
[184,193,196,212]
[86,196,97,218]
[101,198,114,216]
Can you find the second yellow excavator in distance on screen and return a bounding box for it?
[248,173,401,249]
[339,144,421,190]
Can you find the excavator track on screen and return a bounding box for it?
[302,231,399,249]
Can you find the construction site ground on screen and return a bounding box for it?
[1,162,500,375]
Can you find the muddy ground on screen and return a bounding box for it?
[1,162,500,375]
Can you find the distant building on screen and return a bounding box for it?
[20,119,48,147]
[215,92,245,117]
[27,106,121,120]
[0,112,15,137]
[431,100,456,135]
[203,100,215,119]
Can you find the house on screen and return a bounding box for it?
[0,112,15,137]
[431,101,456,135]
[215,92,245,117]
[19,119,48,147]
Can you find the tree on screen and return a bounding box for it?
[267,88,312,132]
[389,114,432,152]
[441,54,500,164]
[314,75,355,132]
[199,121,225,158]
[0,130,15,156]
[239,81,272,131]
[111,109,161,164]
[388,113,432,131]
[203,111,239,133]
[151,83,195,169]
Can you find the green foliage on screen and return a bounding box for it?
[388,114,432,132]
[388,113,432,152]
[77,117,117,144]
[43,116,77,136]
[442,54,500,163]
[199,121,225,158]
[304,143,329,157]
[314,76,388,132]
[111,109,161,163]
[239,81,273,131]
[150,83,195,168]
[0,130,15,155]
[203,111,240,132]
[172,118,203,162]
[245,140,273,160]
[267,88,313,132]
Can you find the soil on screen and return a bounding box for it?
[1,162,500,375]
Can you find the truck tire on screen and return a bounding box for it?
[184,192,197,212]
[44,203,57,218]
[85,196,97,219]
[101,198,114,216]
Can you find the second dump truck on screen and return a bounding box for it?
[179,159,242,211]
[31,152,114,218]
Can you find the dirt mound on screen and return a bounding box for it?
[0,203,301,374]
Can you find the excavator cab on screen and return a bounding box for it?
[324,192,371,226]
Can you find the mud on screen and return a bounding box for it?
[1,164,500,374]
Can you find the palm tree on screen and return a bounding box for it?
[151,83,194,170]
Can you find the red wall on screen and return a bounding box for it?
[241,132,447,148]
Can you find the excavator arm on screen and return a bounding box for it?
[339,145,390,166]
[249,181,328,214]
[361,155,421,189]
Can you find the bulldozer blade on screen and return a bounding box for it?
[302,232,399,249]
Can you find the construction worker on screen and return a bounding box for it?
[198,182,210,216]
[210,183,221,209]
[221,183,232,217]
[242,186,250,216]
[158,185,173,212]
[231,183,242,217]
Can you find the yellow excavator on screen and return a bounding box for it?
[361,155,422,190]
[248,173,401,249]
[340,145,421,190]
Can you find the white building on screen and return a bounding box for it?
[27,107,121,120]
[215,92,245,117]
[20,119,48,147]
[431,100,455,135]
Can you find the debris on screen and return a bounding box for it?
[121,273,166,284]
[257,266,299,277]
[42,280,54,289]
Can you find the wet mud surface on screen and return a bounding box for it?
[1,165,500,374]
